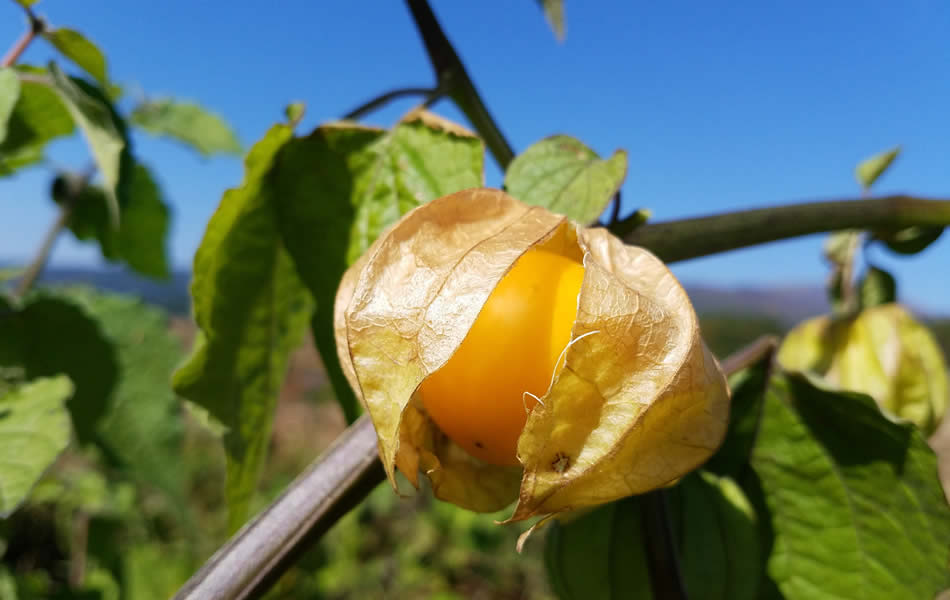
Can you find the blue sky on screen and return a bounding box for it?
[2,1,949,315]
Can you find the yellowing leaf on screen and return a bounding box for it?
[335,189,729,518]
[778,304,949,434]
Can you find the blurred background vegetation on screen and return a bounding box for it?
[2,272,947,599]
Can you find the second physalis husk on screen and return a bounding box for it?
[334,188,730,520]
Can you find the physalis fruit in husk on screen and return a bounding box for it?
[779,303,948,435]
[334,188,730,520]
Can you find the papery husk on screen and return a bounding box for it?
[779,303,949,435]
[335,188,730,519]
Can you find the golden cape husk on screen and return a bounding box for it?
[334,188,730,520]
[779,303,949,435]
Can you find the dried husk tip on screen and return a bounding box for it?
[334,188,730,520]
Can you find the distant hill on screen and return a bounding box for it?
[33,267,193,315]
[686,284,831,326]
[20,266,946,326]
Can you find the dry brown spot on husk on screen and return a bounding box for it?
[335,188,730,518]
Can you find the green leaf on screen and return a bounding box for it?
[535,0,565,40]
[669,472,762,600]
[123,544,192,600]
[131,98,242,157]
[0,376,73,517]
[0,68,21,144]
[64,288,184,501]
[705,357,772,478]
[858,265,896,309]
[0,72,75,175]
[52,163,170,278]
[544,498,652,600]
[43,29,108,87]
[172,124,313,530]
[750,372,950,599]
[504,135,627,224]
[13,0,38,6]
[0,295,118,445]
[855,145,900,189]
[48,62,130,225]
[284,101,305,126]
[874,224,943,255]
[272,112,485,423]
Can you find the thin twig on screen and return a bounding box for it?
[405,0,515,168]
[13,201,74,299]
[69,511,90,587]
[720,335,778,377]
[624,195,950,262]
[607,191,621,226]
[13,168,94,299]
[342,86,442,121]
[1,6,44,67]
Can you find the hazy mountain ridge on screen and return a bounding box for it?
[18,266,947,323]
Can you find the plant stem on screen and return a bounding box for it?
[13,200,74,299]
[1,7,44,68]
[720,335,778,376]
[405,0,515,169]
[342,86,442,121]
[14,168,95,299]
[623,195,950,263]
[640,490,689,600]
[606,191,621,226]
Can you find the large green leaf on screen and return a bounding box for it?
[0,72,75,175]
[669,472,762,600]
[704,357,772,478]
[66,288,184,501]
[855,145,900,189]
[750,372,950,599]
[172,124,313,530]
[272,112,484,423]
[504,135,627,224]
[0,376,73,517]
[131,98,241,157]
[0,68,20,144]
[535,0,565,40]
[52,163,170,278]
[0,296,118,445]
[43,28,108,87]
[48,62,130,225]
[544,498,652,600]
